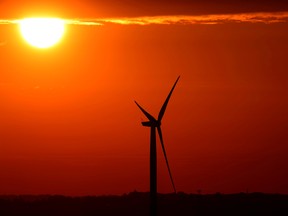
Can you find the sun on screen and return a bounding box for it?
[19,18,65,49]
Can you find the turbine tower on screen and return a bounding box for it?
[135,76,180,216]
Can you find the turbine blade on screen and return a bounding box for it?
[134,101,156,122]
[157,126,176,193]
[158,76,180,121]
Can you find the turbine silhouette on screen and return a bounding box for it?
[135,76,180,215]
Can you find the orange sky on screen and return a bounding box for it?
[0,1,288,196]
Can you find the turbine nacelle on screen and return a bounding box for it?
[141,120,161,127]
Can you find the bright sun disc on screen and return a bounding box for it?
[19,18,65,48]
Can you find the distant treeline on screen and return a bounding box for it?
[0,192,288,216]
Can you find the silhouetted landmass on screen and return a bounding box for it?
[0,192,288,216]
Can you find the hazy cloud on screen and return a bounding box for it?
[65,20,102,26]
[0,20,18,24]
[91,12,288,25]
[1,12,288,26]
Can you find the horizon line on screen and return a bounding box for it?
[1,191,288,197]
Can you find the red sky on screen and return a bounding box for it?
[0,1,288,196]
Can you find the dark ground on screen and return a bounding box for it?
[0,192,287,216]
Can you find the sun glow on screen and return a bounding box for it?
[19,18,65,48]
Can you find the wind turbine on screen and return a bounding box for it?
[135,76,180,216]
